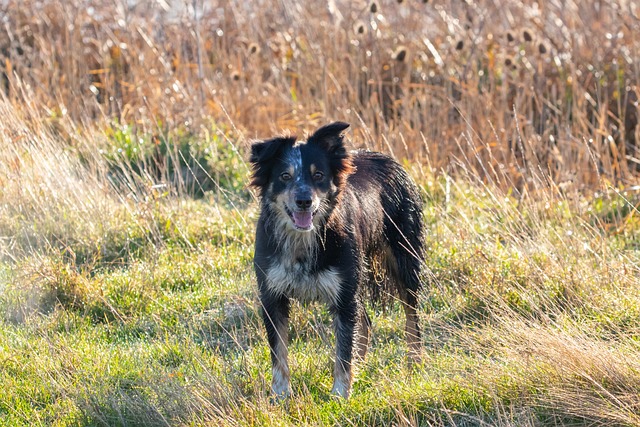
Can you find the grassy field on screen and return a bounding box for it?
[1,0,640,426]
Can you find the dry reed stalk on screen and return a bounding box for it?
[0,0,637,190]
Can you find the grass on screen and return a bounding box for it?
[1,0,640,426]
[1,106,638,425]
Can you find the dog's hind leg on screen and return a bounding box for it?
[386,220,424,364]
[399,287,422,364]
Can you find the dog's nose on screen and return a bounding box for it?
[295,197,312,209]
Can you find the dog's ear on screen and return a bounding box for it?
[308,122,355,189]
[249,136,296,188]
[307,122,350,152]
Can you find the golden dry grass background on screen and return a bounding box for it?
[1,0,639,190]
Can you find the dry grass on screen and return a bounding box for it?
[1,1,640,426]
[1,0,639,188]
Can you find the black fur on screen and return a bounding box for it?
[250,122,425,399]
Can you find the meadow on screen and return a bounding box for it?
[0,0,639,425]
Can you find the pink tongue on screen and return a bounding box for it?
[292,211,313,229]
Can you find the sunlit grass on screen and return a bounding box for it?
[1,0,640,425]
[1,101,638,425]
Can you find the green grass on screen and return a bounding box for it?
[1,124,639,426]
[1,89,639,426]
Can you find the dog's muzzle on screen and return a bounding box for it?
[285,189,316,230]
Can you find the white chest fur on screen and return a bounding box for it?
[265,260,341,305]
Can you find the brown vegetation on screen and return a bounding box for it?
[1,0,639,190]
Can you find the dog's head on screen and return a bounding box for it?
[250,122,355,232]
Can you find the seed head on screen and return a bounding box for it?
[354,21,367,35]
[538,42,548,54]
[248,43,260,55]
[392,46,408,62]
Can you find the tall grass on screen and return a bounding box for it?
[1,0,639,187]
[1,1,640,426]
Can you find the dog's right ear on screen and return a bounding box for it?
[249,136,296,188]
[307,122,350,152]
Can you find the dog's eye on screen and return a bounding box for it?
[280,172,292,181]
[313,171,325,181]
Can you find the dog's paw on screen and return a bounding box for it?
[406,350,424,373]
[269,390,291,405]
[270,383,292,403]
[269,393,290,405]
[330,381,350,399]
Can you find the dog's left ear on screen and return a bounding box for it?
[307,122,350,152]
[308,122,354,189]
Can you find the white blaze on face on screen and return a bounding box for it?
[287,147,303,182]
[285,147,315,230]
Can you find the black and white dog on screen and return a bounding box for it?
[250,122,424,399]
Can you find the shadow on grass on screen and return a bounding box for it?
[75,376,199,427]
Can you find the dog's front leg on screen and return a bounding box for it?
[332,298,357,398]
[261,294,291,399]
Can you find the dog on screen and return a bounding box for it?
[250,122,424,399]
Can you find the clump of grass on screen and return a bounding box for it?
[480,319,640,426]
